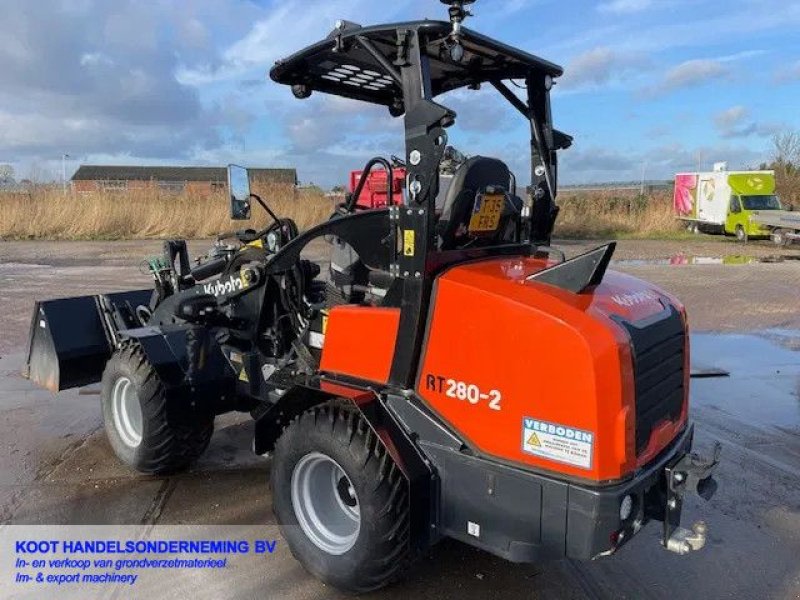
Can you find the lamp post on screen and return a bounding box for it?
[62,153,70,195]
[639,160,648,196]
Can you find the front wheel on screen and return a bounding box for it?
[101,342,214,474]
[271,403,412,593]
[735,225,747,242]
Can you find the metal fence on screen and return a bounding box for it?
[559,181,672,194]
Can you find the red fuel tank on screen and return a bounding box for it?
[349,167,406,208]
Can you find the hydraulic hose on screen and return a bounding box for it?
[347,157,394,212]
[191,257,228,281]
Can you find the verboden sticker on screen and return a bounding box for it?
[522,418,594,469]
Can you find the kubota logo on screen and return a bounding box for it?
[610,290,659,307]
[203,275,246,297]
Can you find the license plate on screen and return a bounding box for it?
[468,193,504,233]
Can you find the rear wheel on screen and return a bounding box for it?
[101,342,214,474]
[771,228,790,246]
[271,403,411,593]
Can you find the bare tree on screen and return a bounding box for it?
[773,131,800,166]
[0,164,14,183]
[772,131,800,207]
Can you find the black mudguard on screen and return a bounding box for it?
[24,289,152,391]
[122,326,237,418]
[253,380,436,552]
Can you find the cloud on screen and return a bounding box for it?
[559,141,770,185]
[597,0,653,14]
[79,52,113,67]
[271,94,402,171]
[713,106,782,139]
[177,0,410,86]
[177,18,211,51]
[559,46,649,90]
[714,105,748,130]
[439,88,518,133]
[558,145,640,184]
[662,59,728,89]
[0,0,501,185]
[715,49,767,63]
[0,0,250,175]
[642,58,728,96]
[644,142,766,174]
[553,2,799,58]
[0,0,791,188]
[638,49,767,97]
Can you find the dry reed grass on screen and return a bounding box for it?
[0,184,334,240]
[554,189,682,239]
[0,185,681,241]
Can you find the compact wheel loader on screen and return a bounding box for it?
[23,1,720,593]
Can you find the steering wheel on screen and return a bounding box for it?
[217,190,299,253]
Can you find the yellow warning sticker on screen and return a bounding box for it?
[238,367,249,383]
[321,311,329,335]
[526,432,541,447]
[403,229,415,256]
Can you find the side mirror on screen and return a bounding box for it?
[227,164,251,220]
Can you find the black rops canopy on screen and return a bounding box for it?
[269,20,563,108]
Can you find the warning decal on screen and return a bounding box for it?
[403,229,415,256]
[522,418,594,469]
[526,431,541,447]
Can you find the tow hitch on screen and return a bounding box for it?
[663,442,722,554]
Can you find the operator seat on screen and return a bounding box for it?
[437,156,519,250]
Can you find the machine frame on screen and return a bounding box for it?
[270,16,574,389]
[22,4,720,592]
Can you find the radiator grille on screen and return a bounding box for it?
[618,307,686,454]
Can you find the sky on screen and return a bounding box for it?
[1,0,799,187]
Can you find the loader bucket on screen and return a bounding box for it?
[24,289,153,392]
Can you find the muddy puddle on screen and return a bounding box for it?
[614,254,800,266]
[692,331,800,431]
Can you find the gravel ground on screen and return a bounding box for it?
[0,237,799,599]
[3,237,800,354]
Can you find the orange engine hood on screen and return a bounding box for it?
[416,255,688,483]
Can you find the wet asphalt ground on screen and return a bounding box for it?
[0,238,799,599]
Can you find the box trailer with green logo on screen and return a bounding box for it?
[673,163,787,242]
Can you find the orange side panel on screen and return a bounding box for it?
[320,306,401,384]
